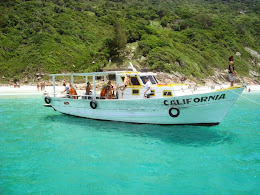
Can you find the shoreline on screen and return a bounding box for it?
[0,84,260,96]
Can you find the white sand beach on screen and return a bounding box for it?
[0,85,63,96]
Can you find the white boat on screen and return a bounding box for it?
[44,65,245,125]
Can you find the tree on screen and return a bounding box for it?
[105,17,127,59]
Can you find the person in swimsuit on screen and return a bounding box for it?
[117,74,133,98]
[228,56,237,87]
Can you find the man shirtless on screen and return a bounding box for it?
[117,74,132,98]
[85,82,92,95]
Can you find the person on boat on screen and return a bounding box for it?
[100,80,113,99]
[69,83,78,99]
[63,83,70,98]
[228,56,237,87]
[84,82,92,99]
[100,81,109,99]
[117,74,132,98]
[144,76,151,98]
[106,81,115,99]
[85,82,92,95]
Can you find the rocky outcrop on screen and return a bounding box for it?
[156,72,197,87]
[156,68,259,87]
[245,47,260,59]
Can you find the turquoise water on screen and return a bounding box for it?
[0,93,259,194]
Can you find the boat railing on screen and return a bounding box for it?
[49,93,96,99]
[47,87,195,99]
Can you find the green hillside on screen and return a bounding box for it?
[0,0,259,82]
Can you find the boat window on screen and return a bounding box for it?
[150,90,155,96]
[153,76,159,83]
[132,89,140,95]
[108,74,116,81]
[121,76,141,86]
[163,90,173,97]
[140,77,145,84]
[140,76,157,84]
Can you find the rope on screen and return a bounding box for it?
[229,89,260,106]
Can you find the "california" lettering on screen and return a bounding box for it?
[164,94,226,106]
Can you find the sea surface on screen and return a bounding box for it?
[0,93,259,194]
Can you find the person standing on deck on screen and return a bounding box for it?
[63,83,70,98]
[85,82,92,96]
[228,56,237,87]
[117,74,133,98]
[144,77,151,98]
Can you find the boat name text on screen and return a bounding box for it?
[164,94,226,106]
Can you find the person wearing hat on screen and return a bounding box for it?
[144,76,151,98]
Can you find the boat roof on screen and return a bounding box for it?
[50,71,157,77]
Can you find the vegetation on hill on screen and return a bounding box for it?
[0,0,259,82]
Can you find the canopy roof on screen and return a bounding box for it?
[50,71,125,77]
[50,71,157,77]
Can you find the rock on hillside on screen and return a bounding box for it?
[156,68,259,87]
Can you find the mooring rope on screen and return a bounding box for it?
[229,89,260,106]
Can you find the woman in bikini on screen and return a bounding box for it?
[117,74,132,98]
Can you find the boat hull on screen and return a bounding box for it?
[48,87,244,125]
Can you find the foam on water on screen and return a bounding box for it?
[0,93,259,194]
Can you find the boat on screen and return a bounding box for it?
[44,64,245,125]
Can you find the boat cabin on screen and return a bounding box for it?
[50,70,191,100]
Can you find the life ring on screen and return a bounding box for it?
[169,107,180,117]
[90,100,97,109]
[44,96,51,104]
